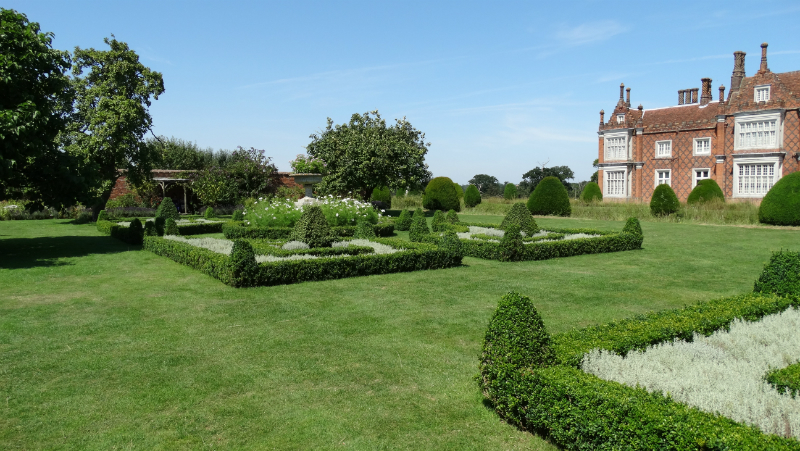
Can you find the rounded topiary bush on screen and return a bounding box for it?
[354,219,376,239]
[499,223,523,262]
[453,183,464,200]
[423,176,461,212]
[622,217,643,237]
[232,210,244,221]
[154,217,166,236]
[97,210,108,222]
[464,185,481,208]
[128,218,144,244]
[395,209,412,231]
[650,184,680,216]
[156,197,180,221]
[527,176,571,216]
[409,208,430,242]
[143,221,157,237]
[753,250,800,299]
[687,179,724,205]
[438,229,463,260]
[230,239,258,287]
[503,183,517,200]
[580,181,603,203]
[431,209,448,232]
[371,186,392,205]
[759,172,800,226]
[204,206,216,219]
[446,209,460,224]
[292,205,332,248]
[164,218,180,236]
[500,203,539,236]
[478,291,557,400]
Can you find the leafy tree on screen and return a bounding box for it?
[148,136,215,170]
[591,159,599,184]
[61,36,165,205]
[306,110,431,199]
[464,185,481,207]
[468,174,501,196]
[190,146,278,206]
[519,165,574,196]
[0,9,84,208]
[503,183,517,200]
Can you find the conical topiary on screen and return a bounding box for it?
[622,217,643,237]
[650,184,680,216]
[446,209,460,224]
[292,205,332,248]
[478,292,557,402]
[354,219,376,239]
[395,209,412,231]
[164,218,180,236]
[453,182,464,200]
[464,185,481,208]
[527,176,571,216]
[128,218,144,245]
[499,223,523,262]
[580,182,603,203]
[204,206,216,219]
[230,239,258,287]
[409,208,430,242]
[156,197,180,221]
[758,172,800,226]
[753,250,800,299]
[438,229,463,260]
[687,179,724,205]
[143,221,157,237]
[431,209,448,232]
[500,203,539,236]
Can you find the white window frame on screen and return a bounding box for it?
[732,155,782,198]
[734,111,782,150]
[655,140,672,158]
[692,168,711,187]
[755,84,770,102]
[603,166,629,198]
[693,137,711,156]
[603,130,630,161]
[616,114,625,124]
[655,169,671,187]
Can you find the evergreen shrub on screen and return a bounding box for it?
[292,205,333,248]
[409,208,430,242]
[500,203,539,236]
[759,171,800,226]
[156,197,180,221]
[446,209,459,224]
[232,210,244,221]
[580,182,603,202]
[204,206,216,219]
[464,185,481,208]
[371,186,392,204]
[431,210,448,232]
[527,176,571,216]
[422,176,461,212]
[503,183,517,200]
[164,218,180,236]
[144,221,157,237]
[754,250,800,300]
[453,182,464,200]
[687,179,724,204]
[229,240,258,287]
[354,219,377,239]
[498,223,523,262]
[155,217,166,236]
[650,184,680,216]
[128,218,144,245]
[97,210,108,222]
[622,217,643,237]
[395,209,412,231]
[438,229,463,259]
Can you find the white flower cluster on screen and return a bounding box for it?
[333,239,398,255]
[581,308,800,438]
[282,241,309,250]
[456,226,551,242]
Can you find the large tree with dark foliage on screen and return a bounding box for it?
[469,174,502,196]
[519,165,574,197]
[306,111,431,199]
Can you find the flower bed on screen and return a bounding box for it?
[222,221,394,239]
[143,236,461,287]
[243,196,379,228]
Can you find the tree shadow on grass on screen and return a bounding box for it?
[0,235,135,269]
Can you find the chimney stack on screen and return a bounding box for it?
[690,88,699,104]
[730,50,746,96]
[626,87,631,107]
[678,90,685,105]
[719,85,726,103]
[599,109,605,128]
[700,78,712,105]
[758,42,770,74]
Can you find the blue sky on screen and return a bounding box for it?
[9,0,800,184]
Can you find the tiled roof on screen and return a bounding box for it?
[640,102,719,132]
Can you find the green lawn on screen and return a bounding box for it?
[1,217,798,449]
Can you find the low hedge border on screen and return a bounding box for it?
[176,222,225,235]
[96,220,140,244]
[143,236,461,287]
[223,222,394,239]
[481,291,800,449]
[98,219,226,242]
[460,226,639,261]
[248,241,375,257]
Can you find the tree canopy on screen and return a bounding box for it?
[468,174,501,196]
[306,111,431,199]
[519,165,574,195]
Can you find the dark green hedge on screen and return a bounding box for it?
[248,241,375,258]
[479,291,800,450]
[753,250,800,300]
[223,223,393,239]
[96,220,141,245]
[759,171,800,226]
[143,236,462,287]
[177,222,225,235]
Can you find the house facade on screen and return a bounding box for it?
[598,43,800,202]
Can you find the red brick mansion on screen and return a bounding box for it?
[598,43,800,202]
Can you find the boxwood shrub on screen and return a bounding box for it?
[292,205,333,248]
[395,209,412,231]
[687,179,724,204]
[500,202,539,236]
[409,208,430,242]
[431,209,448,232]
[580,181,603,202]
[464,185,481,208]
[156,197,180,221]
[422,176,461,212]
[527,176,571,216]
[354,219,377,239]
[164,218,180,236]
[650,184,680,216]
[759,171,800,226]
[753,250,800,300]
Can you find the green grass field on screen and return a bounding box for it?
[1,216,798,449]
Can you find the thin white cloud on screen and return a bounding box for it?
[555,21,628,47]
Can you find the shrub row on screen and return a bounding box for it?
[143,236,462,287]
[222,223,394,239]
[248,241,375,257]
[460,227,641,262]
[176,222,225,235]
[96,220,142,245]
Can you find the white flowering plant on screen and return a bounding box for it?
[243,195,379,228]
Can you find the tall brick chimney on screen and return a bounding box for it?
[700,78,712,105]
[758,42,770,74]
[730,50,746,96]
[617,83,625,107]
[626,87,631,107]
[599,110,605,129]
[678,90,685,105]
[719,85,725,103]
[690,88,699,104]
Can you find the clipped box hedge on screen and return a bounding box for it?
[479,290,800,449]
[143,236,461,287]
[222,222,394,240]
[96,220,140,244]
[460,226,642,261]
